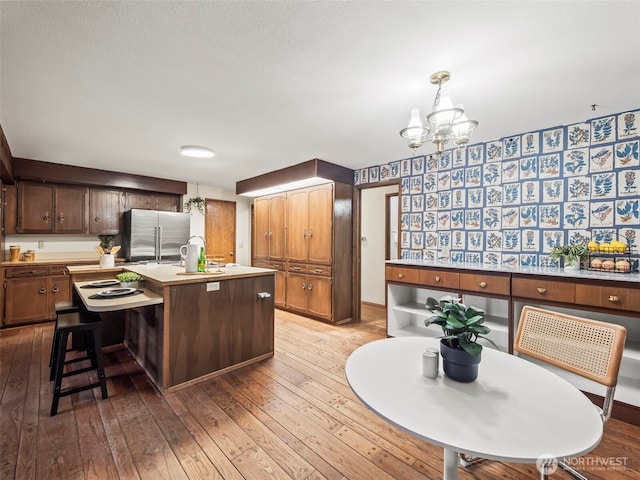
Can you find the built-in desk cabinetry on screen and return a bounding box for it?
[386,262,640,425]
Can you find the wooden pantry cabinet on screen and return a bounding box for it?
[17,182,88,234]
[252,182,353,323]
[2,264,71,326]
[253,193,286,261]
[125,191,181,212]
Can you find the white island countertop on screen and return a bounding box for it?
[124,263,276,285]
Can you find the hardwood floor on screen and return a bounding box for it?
[1,308,639,480]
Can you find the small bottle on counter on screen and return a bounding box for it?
[422,347,439,379]
[197,247,206,272]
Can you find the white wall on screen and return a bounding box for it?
[360,184,399,305]
[185,183,253,266]
[6,183,253,265]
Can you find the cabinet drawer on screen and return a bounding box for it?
[4,266,49,278]
[288,263,332,276]
[575,284,640,313]
[385,266,420,284]
[459,272,510,295]
[266,261,286,271]
[419,268,459,289]
[512,277,575,303]
[48,265,70,276]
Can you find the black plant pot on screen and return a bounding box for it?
[440,339,481,382]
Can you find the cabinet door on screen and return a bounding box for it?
[54,185,88,233]
[153,193,180,212]
[125,192,155,210]
[286,189,309,263]
[18,183,54,233]
[3,184,18,235]
[268,194,286,261]
[254,196,270,259]
[4,276,50,325]
[274,270,286,308]
[307,185,333,264]
[90,189,123,234]
[285,272,308,313]
[306,275,332,321]
[49,273,71,315]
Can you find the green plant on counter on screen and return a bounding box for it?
[116,272,142,283]
[98,235,114,253]
[549,243,589,267]
[184,196,205,214]
[425,295,497,355]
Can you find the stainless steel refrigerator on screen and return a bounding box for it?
[122,209,191,262]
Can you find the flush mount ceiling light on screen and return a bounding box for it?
[180,145,215,158]
[399,70,478,155]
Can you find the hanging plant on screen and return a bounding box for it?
[184,196,205,214]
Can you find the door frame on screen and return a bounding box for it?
[352,180,400,323]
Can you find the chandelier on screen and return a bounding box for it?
[399,71,478,155]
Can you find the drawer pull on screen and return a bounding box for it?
[292,267,301,271]
[51,286,59,293]
[39,287,46,294]
[608,295,620,303]
[398,273,405,278]
[536,287,546,294]
[314,269,324,273]
[479,281,487,288]
[58,213,64,223]
[435,276,441,283]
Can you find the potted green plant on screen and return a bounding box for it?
[549,243,589,270]
[425,295,497,382]
[97,235,114,254]
[116,271,142,289]
[184,196,205,214]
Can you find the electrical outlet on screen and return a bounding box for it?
[38,240,45,249]
[206,282,220,292]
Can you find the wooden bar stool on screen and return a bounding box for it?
[50,312,108,416]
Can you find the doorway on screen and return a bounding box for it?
[205,199,236,264]
[357,183,400,323]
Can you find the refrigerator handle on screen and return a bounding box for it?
[155,225,161,261]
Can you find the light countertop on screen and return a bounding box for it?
[123,264,276,285]
[74,280,164,313]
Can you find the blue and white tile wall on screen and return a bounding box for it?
[355,109,640,268]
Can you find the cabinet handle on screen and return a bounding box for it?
[308,229,313,237]
[536,287,546,294]
[314,269,323,273]
[268,231,273,237]
[94,216,101,222]
[307,282,313,290]
[398,273,404,278]
[58,212,64,223]
[478,281,487,288]
[292,267,301,271]
[43,212,50,223]
[51,286,59,293]
[302,282,306,289]
[39,287,46,294]
[435,276,441,283]
[302,229,306,237]
[264,232,269,237]
[608,295,620,303]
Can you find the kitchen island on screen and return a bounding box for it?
[74,264,276,393]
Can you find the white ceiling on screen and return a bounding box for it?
[1,1,639,191]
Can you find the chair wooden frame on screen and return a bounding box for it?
[514,306,627,479]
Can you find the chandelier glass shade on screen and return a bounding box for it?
[400,71,478,154]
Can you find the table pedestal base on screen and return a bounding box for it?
[444,448,459,480]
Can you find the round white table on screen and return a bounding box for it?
[345,337,603,480]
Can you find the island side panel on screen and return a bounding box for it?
[167,273,275,388]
